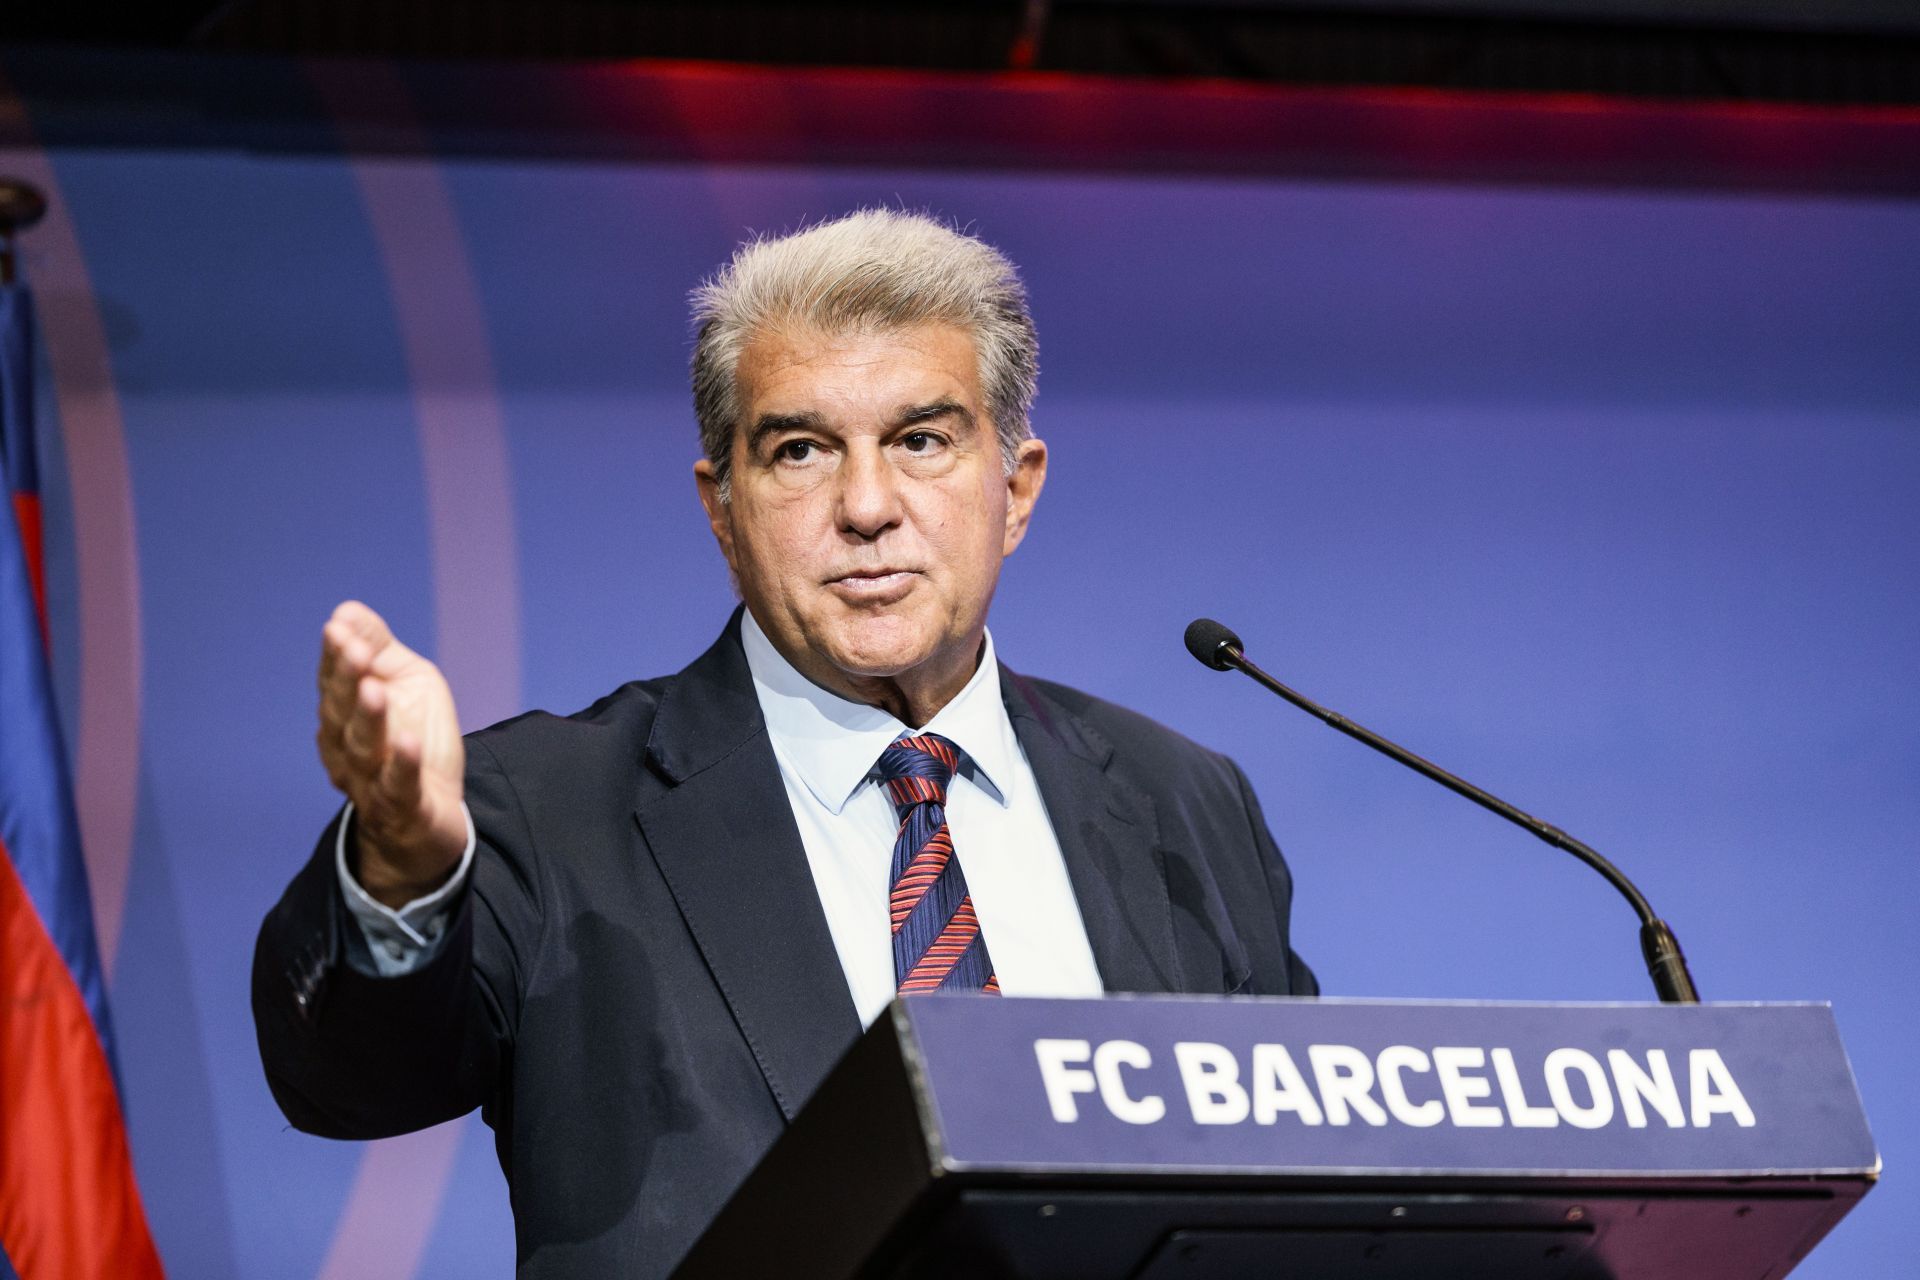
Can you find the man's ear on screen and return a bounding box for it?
[1002,436,1048,557]
[694,457,737,568]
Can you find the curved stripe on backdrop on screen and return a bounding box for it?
[307,59,524,1280]
[308,60,522,730]
[312,1124,466,1280]
[0,140,144,979]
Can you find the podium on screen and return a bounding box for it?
[673,996,1876,1279]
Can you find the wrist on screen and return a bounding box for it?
[348,819,462,909]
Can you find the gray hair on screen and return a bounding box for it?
[690,209,1038,500]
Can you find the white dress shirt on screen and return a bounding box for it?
[340,613,1107,1024]
[740,609,1103,1026]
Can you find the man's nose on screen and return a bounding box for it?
[835,444,904,539]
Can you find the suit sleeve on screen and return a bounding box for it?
[251,736,545,1139]
[1229,758,1319,997]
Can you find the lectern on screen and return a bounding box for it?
[673,996,1875,1279]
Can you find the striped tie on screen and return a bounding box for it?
[876,733,999,995]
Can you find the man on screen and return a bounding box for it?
[254,210,1314,1278]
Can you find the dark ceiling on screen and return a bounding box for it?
[7,0,1920,107]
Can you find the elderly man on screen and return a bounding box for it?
[253,210,1314,1278]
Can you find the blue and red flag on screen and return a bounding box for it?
[1,277,164,1276]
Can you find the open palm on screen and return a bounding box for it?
[316,600,468,905]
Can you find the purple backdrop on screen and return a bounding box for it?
[2,85,1915,1280]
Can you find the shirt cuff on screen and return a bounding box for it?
[334,801,477,977]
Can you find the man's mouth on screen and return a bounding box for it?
[826,568,920,600]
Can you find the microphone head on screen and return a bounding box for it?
[1184,618,1244,670]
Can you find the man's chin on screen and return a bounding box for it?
[823,645,929,684]
[816,618,945,680]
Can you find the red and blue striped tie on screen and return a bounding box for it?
[877,733,999,994]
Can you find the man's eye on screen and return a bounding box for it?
[901,431,943,453]
[775,440,817,463]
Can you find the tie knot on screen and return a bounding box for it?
[876,733,960,810]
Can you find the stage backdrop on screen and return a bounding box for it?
[3,76,1916,1280]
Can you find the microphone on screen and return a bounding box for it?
[1185,617,1700,1005]
[1183,617,1244,671]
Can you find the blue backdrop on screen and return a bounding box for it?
[6,119,1915,1277]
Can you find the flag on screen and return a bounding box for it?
[0,277,164,1276]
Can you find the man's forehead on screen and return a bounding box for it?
[735,321,985,413]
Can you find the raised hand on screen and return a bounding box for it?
[316,601,468,907]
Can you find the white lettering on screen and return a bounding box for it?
[1376,1045,1443,1127]
[1608,1049,1686,1129]
[1308,1044,1388,1127]
[1034,1039,1096,1122]
[1433,1046,1504,1127]
[1251,1044,1325,1126]
[1545,1048,1615,1129]
[1093,1040,1165,1125]
[1047,1038,1751,1133]
[1491,1048,1559,1128]
[1689,1049,1756,1127]
[1174,1042,1251,1124]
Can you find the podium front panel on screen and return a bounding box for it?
[901,995,1877,1180]
[672,997,1876,1279]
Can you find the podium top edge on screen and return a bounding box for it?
[898,993,1835,1011]
[930,1156,1882,1181]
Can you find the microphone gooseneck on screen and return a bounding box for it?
[1187,617,1699,1005]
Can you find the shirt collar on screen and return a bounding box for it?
[740,607,1014,815]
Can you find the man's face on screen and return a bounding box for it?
[695,322,1046,719]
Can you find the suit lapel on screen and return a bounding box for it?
[634,613,862,1121]
[1001,668,1183,995]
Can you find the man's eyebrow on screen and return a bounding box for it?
[745,411,829,456]
[895,398,975,431]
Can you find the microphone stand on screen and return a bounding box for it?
[1190,622,1700,1004]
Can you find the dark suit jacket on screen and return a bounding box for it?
[253,613,1314,1278]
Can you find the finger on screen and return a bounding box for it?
[319,626,380,731]
[320,601,389,687]
[319,618,357,699]
[331,600,395,652]
[316,624,365,786]
[319,602,378,678]
[316,721,351,790]
[318,618,349,705]
[339,674,392,782]
[337,600,416,680]
[316,602,411,804]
